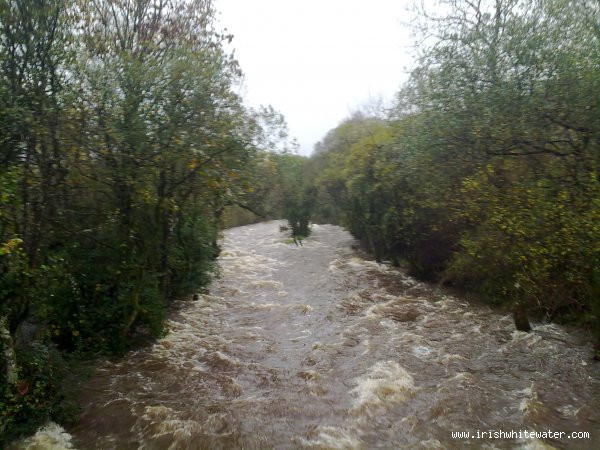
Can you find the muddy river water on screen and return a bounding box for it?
[20,221,600,449]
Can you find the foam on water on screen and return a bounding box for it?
[202,350,243,370]
[293,303,313,314]
[12,422,74,450]
[350,361,415,416]
[250,279,283,289]
[398,275,422,287]
[397,330,427,345]
[411,344,435,359]
[517,438,560,449]
[242,301,282,311]
[519,389,552,424]
[328,259,345,273]
[360,338,373,355]
[558,404,583,417]
[513,384,533,398]
[58,221,600,449]
[511,330,543,346]
[446,371,475,383]
[299,425,363,449]
[435,302,456,313]
[139,405,207,446]
[439,353,467,366]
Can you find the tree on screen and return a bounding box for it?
[1,0,269,440]
[399,0,600,334]
[309,0,600,347]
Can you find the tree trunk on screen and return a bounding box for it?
[513,302,532,332]
[0,315,18,385]
[122,290,140,346]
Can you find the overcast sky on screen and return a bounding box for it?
[215,0,416,155]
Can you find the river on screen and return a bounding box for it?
[18,221,600,449]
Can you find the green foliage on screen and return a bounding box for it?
[309,0,600,343]
[446,162,600,315]
[0,239,29,333]
[277,154,314,238]
[310,112,387,225]
[223,150,315,237]
[221,107,301,228]
[0,343,77,446]
[0,0,278,441]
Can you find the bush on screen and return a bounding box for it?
[1,343,78,446]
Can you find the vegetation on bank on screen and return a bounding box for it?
[223,150,315,240]
[305,0,600,353]
[0,0,297,442]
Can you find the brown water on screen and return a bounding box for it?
[49,222,600,448]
